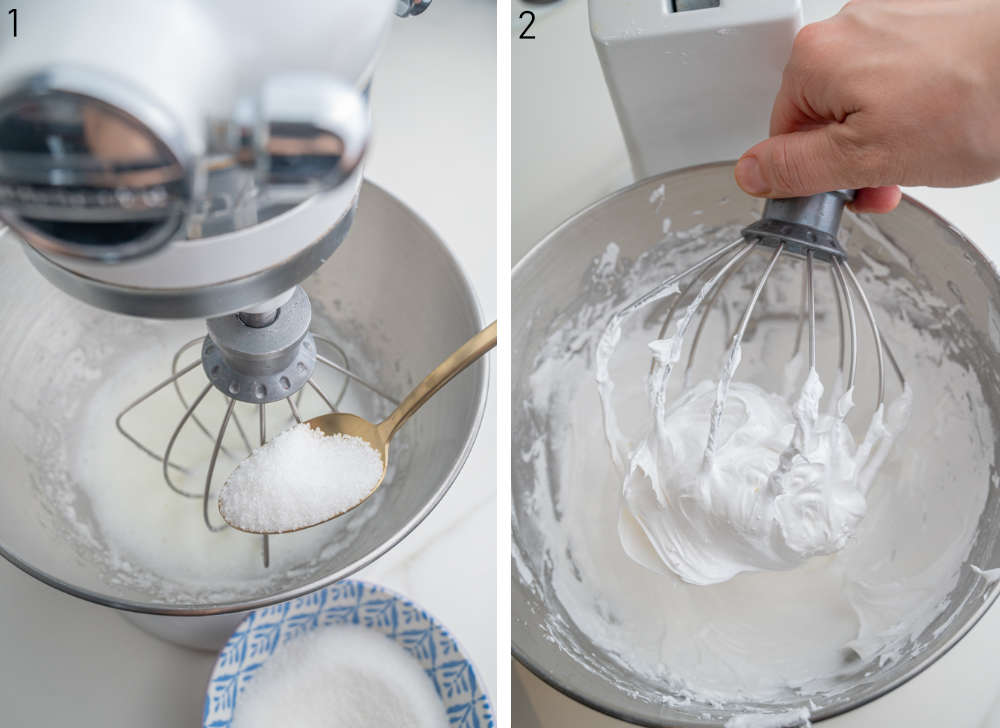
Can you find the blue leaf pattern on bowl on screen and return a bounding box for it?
[202,580,493,728]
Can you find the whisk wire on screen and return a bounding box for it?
[229,408,255,455]
[203,398,236,532]
[650,243,758,419]
[649,266,712,374]
[316,352,400,407]
[832,260,859,392]
[792,254,809,359]
[306,378,338,413]
[162,382,215,498]
[807,251,817,370]
[684,243,755,383]
[115,358,203,470]
[842,261,886,408]
[172,338,242,461]
[311,335,352,406]
[287,396,303,424]
[830,266,847,373]
[259,403,269,568]
[620,239,746,322]
[704,244,785,469]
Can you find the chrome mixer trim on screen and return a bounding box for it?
[395,0,432,17]
[18,204,356,319]
[0,67,194,261]
[0,69,371,314]
[234,74,370,194]
[0,66,193,184]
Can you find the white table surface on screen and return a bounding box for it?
[0,2,497,726]
[511,0,1000,726]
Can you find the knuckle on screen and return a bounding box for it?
[788,20,844,83]
[831,128,890,186]
[791,22,824,59]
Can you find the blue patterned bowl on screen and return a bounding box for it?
[203,579,494,727]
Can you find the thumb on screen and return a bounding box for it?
[735,127,861,198]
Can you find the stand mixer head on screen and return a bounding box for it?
[0,0,413,317]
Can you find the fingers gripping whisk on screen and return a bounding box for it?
[610,190,905,469]
[115,286,399,567]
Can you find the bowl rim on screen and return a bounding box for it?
[510,160,1000,726]
[0,178,491,616]
[202,577,495,727]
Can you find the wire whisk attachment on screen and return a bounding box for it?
[115,286,399,567]
[600,190,906,471]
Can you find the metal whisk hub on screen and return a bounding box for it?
[742,191,853,262]
[203,286,316,404]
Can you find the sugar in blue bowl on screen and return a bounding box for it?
[203,580,494,727]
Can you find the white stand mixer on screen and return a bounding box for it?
[0,0,478,651]
[590,0,802,179]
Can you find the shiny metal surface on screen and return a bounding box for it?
[744,191,854,262]
[0,180,488,619]
[673,0,721,10]
[204,286,315,403]
[231,73,370,193]
[512,162,1000,725]
[0,67,190,261]
[396,0,432,17]
[19,203,356,319]
[0,66,371,265]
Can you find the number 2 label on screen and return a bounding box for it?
[519,10,535,39]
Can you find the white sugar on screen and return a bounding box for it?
[220,423,383,533]
[231,625,447,728]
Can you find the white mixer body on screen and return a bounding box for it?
[589,0,803,179]
[0,0,397,317]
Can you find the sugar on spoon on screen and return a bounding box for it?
[218,321,497,534]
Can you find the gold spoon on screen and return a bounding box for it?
[219,320,497,534]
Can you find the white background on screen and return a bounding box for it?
[511,0,1000,726]
[0,1,497,725]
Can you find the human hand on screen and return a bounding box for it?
[734,0,1000,213]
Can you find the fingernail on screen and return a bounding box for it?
[735,156,769,196]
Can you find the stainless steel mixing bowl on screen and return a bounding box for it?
[512,162,1000,725]
[0,180,488,648]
